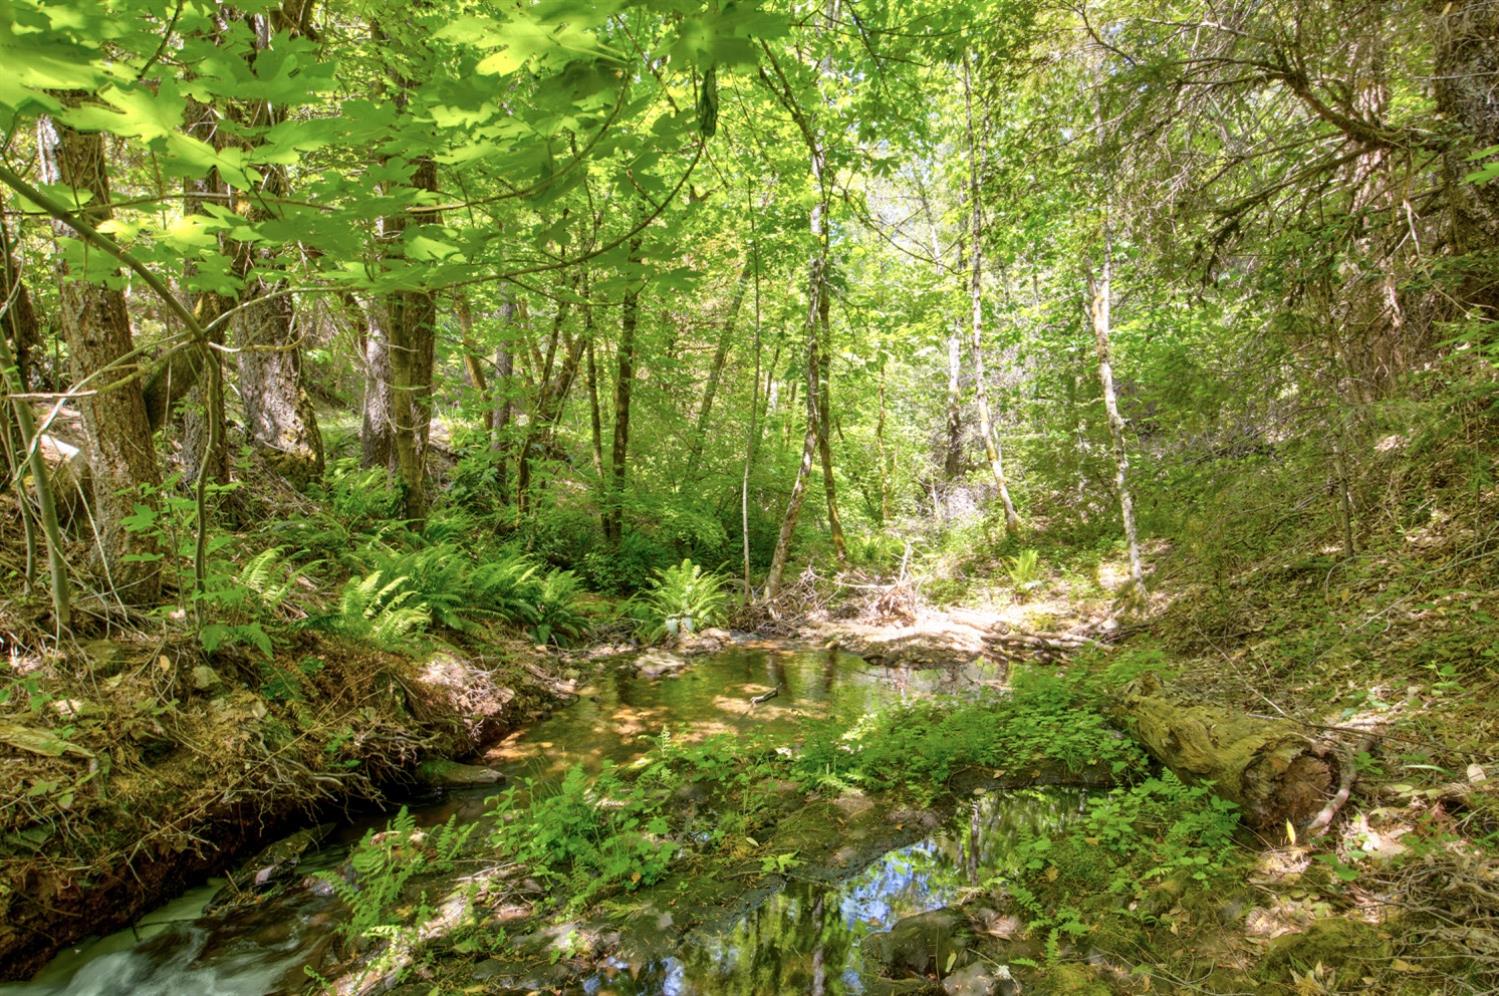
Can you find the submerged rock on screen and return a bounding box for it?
[416,757,506,787]
[206,823,334,912]
[635,649,689,678]
[862,907,975,979]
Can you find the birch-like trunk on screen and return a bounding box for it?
[962,56,1021,535]
[1086,223,1144,589]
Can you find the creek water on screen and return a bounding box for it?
[3,645,1073,995]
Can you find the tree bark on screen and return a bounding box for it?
[178,97,231,485]
[360,298,395,470]
[1086,220,1144,589]
[606,235,644,544]
[943,327,963,480]
[383,155,440,525]
[963,56,1021,536]
[1433,0,1499,264]
[0,218,42,392]
[38,114,162,604]
[687,259,751,468]
[455,294,492,434]
[492,293,518,499]
[0,323,70,628]
[1117,678,1339,831]
[226,9,323,486]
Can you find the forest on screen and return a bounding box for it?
[0,0,1497,992]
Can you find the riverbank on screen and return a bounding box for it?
[0,625,564,979]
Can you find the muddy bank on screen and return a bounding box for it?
[0,631,560,979]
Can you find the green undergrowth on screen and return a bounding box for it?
[469,670,1148,917]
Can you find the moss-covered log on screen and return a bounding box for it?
[1117,679,1338,830]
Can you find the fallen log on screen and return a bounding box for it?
[1117,677,1340,830]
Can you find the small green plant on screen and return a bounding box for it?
[489,763,674,906]
[635,558,729,641]
[319,806,474,943]
[531,569,589,646]
[1005,548,1044,597]
[322,570,431,648]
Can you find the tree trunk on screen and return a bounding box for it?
[0,324,70,628]
[606,235,644,544]
[179,98,231,486]
[455,294,492,434]
[360,299,395,470]
[687,259,751,468]
[1433,0,1499,265]
[492,293,518,499]
[963,57,1021,536]
[383,155,440,525]
[1117,678,1339,831]
[0,218,42,392]
[943,327,963,479]
[226,11,323,486]
[877,365,891,523]
[38,115,162,604]
[1086,221,1144,589]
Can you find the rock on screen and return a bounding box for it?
[635,649,688,679]
[862,908,975,979]
[417,758,506,788]
[943,961,1021,996]
[190,664,221,691]
[207,823,334,913]
[404,647,517,748]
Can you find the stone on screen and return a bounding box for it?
[417,758,506,787]
[862,908,975,978]
[635,649,688,678]
[943,961,1022,996]
[190,664,221,691]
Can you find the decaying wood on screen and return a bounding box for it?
[982,629,1096,664]
[1117,676,1339,830]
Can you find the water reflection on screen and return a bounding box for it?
[483,646,1003,786]
[593,789,1079,995]
[3,647,1009,995]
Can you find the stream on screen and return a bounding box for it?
[2,644,1073,995]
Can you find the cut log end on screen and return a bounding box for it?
[1118,681,1342,831]
[1243,747,1340,830]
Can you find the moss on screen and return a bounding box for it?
[1262,917,1391,988]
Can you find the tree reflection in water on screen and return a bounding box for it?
[596,789,1080,994]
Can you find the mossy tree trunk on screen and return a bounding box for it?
[1117,679,1339,830]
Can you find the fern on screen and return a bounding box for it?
[318,806,473,943]
[327,570,430,647]
[470,553,544,628]
[238,547,301,609]
[1006,548,1045,597]
[532,570,589,646]
[634,558,729,641]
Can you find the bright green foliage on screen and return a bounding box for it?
[1005,548,1044,596]
[530,570,590,647]
[634,559,730,641]
[319,806,474,943]
[793,670,1147,801]
[324,571,431,649]
[995,773,1243,959]
[489,764,675,908]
